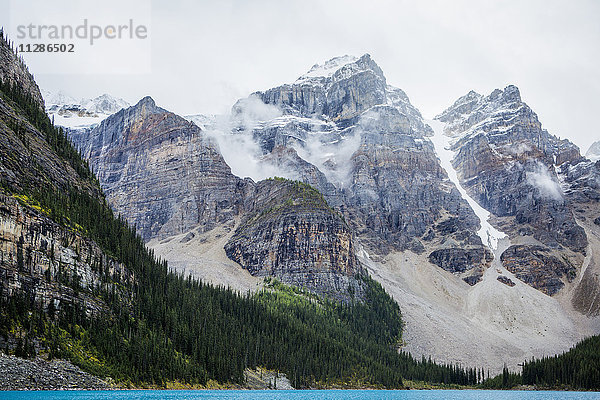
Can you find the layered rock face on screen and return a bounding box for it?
[437,85,589,294]
[0,38,132,352]
[72,97,249,241]
[0,193,131,320]
[225,178,365,301]
[500,245,575,295]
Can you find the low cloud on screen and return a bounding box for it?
[293,127,361,189]
[203,97,295,182]
[526,162,563,201]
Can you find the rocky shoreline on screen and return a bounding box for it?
[0,353,112,391]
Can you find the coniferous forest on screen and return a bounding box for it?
[521,335,600,390]
[0,75,485,388]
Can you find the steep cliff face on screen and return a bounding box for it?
[225,178,364,301]
[437,85,588,294]
[72,97,249,241]
[557,157,600,315]
[0,193,131,324]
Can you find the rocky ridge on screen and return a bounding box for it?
[59,51,600,373]
[72,96,248,241]
[437,85,588,295]
[243,54,489,282]
[68,96,368,300]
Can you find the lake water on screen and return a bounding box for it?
[1,391,598,400]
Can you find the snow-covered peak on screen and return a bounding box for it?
[438,85,531,141]
[41,88,130,130]
[42,89,78,107]
[184,113,218,130]
[81,94,129,115]
[297,55,358,81]
[587,141,600,162]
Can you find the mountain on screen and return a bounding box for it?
[3,30,483,390]
[437,85,586,294]
[62,51,600,375]
[68,95,367,301]
[41,89,129,129]
[70,55,489,295]
[436,85,600,312]
[587,141,600,162]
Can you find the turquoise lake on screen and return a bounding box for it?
[1,391,599,400]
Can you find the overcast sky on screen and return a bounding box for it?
[2,0,599,152]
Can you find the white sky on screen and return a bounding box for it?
[1,0,599,152]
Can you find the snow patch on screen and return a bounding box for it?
[296,55,358,82]
[427,119,506,250]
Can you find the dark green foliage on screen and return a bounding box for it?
[480,365,521,389]
[522,335,600,390]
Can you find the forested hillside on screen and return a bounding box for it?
[522,335,600,390]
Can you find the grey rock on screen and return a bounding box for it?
[73,96,250,241]
[497,275,515,287]
[0,353,111,390]
[225,179,365,302]
[500,245,575,296]
[438,85,589,293]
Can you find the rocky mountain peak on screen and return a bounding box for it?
[587,141,600,162]
[486,84,521,104]
[438,85,589,296]
[133,95,157,111]
[296,53,383,84]
[298,55,358,81]
[253,53,387,124]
